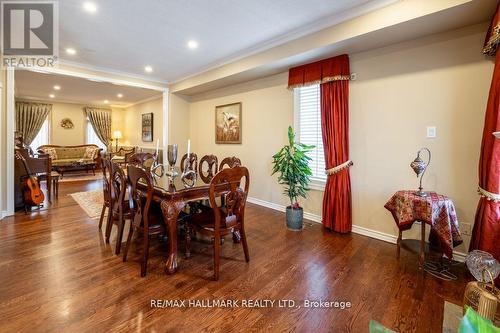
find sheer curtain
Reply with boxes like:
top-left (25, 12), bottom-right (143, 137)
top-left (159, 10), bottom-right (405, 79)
top-left (30, 118), bottom-right (49, 151)
top-left (86, 120), bottom-right (107, 151)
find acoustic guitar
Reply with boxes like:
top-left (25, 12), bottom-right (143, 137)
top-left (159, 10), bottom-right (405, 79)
top-left (15, 151), bottom-right (45, 206)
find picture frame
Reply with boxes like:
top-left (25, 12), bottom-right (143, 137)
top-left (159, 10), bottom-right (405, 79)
top-left (142, 113), bottom-right (153, 142)
top-left (215, 102), bottom-right (242, 144)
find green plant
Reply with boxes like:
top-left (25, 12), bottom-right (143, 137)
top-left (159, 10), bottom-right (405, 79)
top-left (272, 126), bottom-right (315, 209)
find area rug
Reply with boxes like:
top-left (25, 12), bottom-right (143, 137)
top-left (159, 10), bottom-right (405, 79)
top-left (70, 190), bottom-right (104, 219)
top-left (59, 173), bottom-right (102, 183)
top-left (443, 301), bottom-right (463, 333)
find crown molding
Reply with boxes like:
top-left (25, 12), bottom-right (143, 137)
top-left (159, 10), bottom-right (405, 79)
top-left (15, 95), bottom-right (126, 108)
top-left (122, 94), bottom-right (163, 108)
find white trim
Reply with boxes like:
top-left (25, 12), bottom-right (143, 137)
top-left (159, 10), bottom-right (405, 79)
top-left (162, 90), bottom-right (169, 167)
top-left (0, 83), bottom-right (3, 219)
top-left (247, 196), bottom-right (467, 262)
top-left (0, 211), bottom-right (7, 220)
top-left (6, 68), bottom-right (15, 216)
top-left (123, 94), bottom-right (163, 108)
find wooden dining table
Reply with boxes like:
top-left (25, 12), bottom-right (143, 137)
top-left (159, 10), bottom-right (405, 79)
top-left (141, 172), bottom-right (232, 274)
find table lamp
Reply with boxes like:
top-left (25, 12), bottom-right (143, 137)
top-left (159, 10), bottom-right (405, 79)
top-left (410, 147), bottom-right (431, 197)
top-left (112, 130), bottom-right (122, 151)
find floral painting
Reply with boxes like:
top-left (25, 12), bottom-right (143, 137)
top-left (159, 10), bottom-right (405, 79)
top-left (215, 102), bottom-right (241, 144)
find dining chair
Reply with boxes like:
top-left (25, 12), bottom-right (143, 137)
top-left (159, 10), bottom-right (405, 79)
top-left (199, 154), bottom-right (218, 184)
top-left (123, 164), bottom-right (166, 277)
top-left (128, 152), bottom-right (155, 170)
top-left (219, 156), bottom-right (241, 170)
top-left (105, 161), bottom-right (132, 255)
top-left (98, 157), bottom-right (112, 229)
top-left (180, 153), bottom-right (198, 173)
top-left (185, 166), bottom-right (250, 281)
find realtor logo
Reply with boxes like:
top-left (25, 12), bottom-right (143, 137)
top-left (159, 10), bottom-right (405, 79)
top-left (1, 1), bottom-right (58, 67)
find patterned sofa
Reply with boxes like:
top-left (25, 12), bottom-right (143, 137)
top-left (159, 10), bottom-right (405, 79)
top-left (37, 144), bottom-right (102, 176)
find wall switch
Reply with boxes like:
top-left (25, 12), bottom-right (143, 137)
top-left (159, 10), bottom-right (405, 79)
top-left (426, 126), bottom-right (436, 138)
top-left (461, 222), bottom-right (472, 236)
top-left (350, 73), bottom-right (357, 81)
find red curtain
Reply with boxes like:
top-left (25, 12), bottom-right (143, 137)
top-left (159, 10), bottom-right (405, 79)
top-left (321, 79), bottom-right (352, 233)
top-left (288, 54), bottom-right (350, 89)
top-left (470, 4), bottom-right (500, 286)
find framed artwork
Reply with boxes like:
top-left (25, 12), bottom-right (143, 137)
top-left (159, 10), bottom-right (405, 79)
top-left (215, 102), bottom-right (242, 144)
top-left (142, 113), bottom-right (153, 142)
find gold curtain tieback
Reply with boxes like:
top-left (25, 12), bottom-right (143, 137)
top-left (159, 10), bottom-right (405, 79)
top-left (477, 186), bottom-right (500, 202)
top-left (325, 160), bottom-right (353, 175)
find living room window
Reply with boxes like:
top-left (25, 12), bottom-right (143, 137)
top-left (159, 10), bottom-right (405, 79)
top-left (30, 118), bottom-right (49, 151)
top-left (86, 120), bottom-right (107, 151)
top-left (294, 84), bottom-right (326, 189)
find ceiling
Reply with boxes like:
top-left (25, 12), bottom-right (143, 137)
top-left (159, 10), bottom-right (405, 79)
top-left (58, 0), bottom-right (396, 83)
top-left (15, 70), bottom-right (161, 107)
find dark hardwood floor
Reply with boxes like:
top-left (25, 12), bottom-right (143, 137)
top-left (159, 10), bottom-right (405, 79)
top-left (0, 180), bottom-right (468, 332)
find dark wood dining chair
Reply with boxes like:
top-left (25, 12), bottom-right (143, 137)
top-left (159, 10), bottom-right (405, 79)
top-left (185, 166), bottom-right (250, 281)
top-left (219, 156), bottom-right (241, 170)
top-left (199, 154), bottom-right (218, 184)
top-left (180, 153), bottom-right (198, 172)
top-left (98, 157), bottom-right (112, 230)
top-left (128, 152), bottom-right (155, 170)
top-left (123, 165), bottom-right (165, 277)
top-left (105, 161), bottom-right (132, 255)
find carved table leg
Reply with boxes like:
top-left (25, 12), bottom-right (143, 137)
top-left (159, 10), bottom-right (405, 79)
top-left (160, 200), bottom-right (186, 275)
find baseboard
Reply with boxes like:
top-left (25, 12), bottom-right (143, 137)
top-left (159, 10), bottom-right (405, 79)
top-left (247, 196), bottom-right (467, 262)
top-left (0, 210), bottom-right (8, 220)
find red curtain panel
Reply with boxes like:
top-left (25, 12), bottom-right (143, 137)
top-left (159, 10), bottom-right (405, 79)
top-left (321, 79), bottom-right (352, 233)
top-left (470, 4), bottom-right (500, 286)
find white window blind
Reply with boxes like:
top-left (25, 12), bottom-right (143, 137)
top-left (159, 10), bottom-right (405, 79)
top-left (297, 84), bottom-right (326, 183)
top-left (86, 120), bottom-right (107, 151)
top-left (30, 118), bottom-right (49, 151)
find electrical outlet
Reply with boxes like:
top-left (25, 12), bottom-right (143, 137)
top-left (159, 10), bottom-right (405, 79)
top-left (350, 73), bottom-right (357, 81)
top-left (426, 126), bottom-right (437, 138)
top-left (461, 222), bottom-right (472, 236)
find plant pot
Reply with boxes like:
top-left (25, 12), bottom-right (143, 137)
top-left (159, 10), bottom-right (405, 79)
top-left (286, 206), bottom-right (303, 231)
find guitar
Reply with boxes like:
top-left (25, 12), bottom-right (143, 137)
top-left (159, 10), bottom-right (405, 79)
top-left (15, 151), bottom-right (45, 206)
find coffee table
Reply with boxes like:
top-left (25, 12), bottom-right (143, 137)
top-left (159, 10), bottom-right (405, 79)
top-left (54, 160), bottom-right (96, 178)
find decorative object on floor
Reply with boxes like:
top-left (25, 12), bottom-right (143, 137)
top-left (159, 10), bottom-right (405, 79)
top-left (463, 273), bottom-right (500, 326)
top-left (272, 126), bottom-right (314, 230)
top-left (410, 147), bottom-right (431, 197)
top-left (142, 113), bottom-right (153, 142)
top-left (165, 144), bottom-right (178, 190)
top-left (459, 308), bottom-right (500, 333)
top-left (215, 102), bottom-right (241, 144)
top-left (60, 118), bottom-right (74, 129)
top-left (112, 130), bottom-right (122, 151)
top-left (70, 190), bottom-right (103, 218)
top-left (384, 190), bottom-right (463, 265)
top-left (471, 3), bottom-right (500, 288)
top-left (466, 250), bottom-right (500, 282)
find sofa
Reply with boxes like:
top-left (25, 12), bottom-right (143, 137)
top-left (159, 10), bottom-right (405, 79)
top-left (37, 144), bottom-right (102, 177)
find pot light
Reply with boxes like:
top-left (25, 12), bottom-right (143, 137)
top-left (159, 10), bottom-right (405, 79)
top-left (187, 40), bottom-right (198, 49)
top-left (49, 94), bottom-right (55, 98)
top-left (53, 85), bottom-right (61, 90)
top-left (65, 48), bottom-right (76, 55)
top-left (117, 93), bottom-right (123, 98)
top-left (144, 65), bottom-right (153, 73)
top-left (103, 100), bottom-right (109, 104)
top-left (83, 2), bottom-right (97, 13)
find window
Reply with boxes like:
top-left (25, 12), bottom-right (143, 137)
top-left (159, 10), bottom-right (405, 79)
top-left (86, 120), bottom-right (107, 151)
top-left (295, 84), bottom-right (326, 188)
top-left (30, 118), bottom-right (49, 151)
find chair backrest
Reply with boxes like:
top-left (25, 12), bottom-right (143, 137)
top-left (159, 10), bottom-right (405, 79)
top-left (219, 156), bottom-right (241, 170)
top-left (127, 164), bottom-right (154, 229)
top-left (129, 152), bottom-right (155, 170)
top-left (180, 153), bottom-right (198, 172)
top-left (209, 166), bottom-right (249, 230)
top-left (110, 161), bottom-right (127, 212)
top-left (199, 154), bottom-right (218, 184)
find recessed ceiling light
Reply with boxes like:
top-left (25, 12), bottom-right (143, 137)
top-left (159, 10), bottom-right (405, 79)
top-left (53, 85), bottom-right (61, 90)
top-left (117, 93), bottom-right (123, 98)
top-left (144, 65), bottom-right (153, 73)
top-left (49, 94), bottom-right (55, 98)
top-left (187, 40), bottom-right (198, 49)
top-left (83, 2), bottom-right (97, 13)
top-left (66, 48), bottom-right (76, 55)
top-left (103, 100), bottom-right (109, 104)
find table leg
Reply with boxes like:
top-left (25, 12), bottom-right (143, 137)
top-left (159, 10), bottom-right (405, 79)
top-left (397, 229), bottom-right (402, 258)
top-left (160, 200), bottom-right (186, 274)
top-left (420, 221), bottom-right (425, 268)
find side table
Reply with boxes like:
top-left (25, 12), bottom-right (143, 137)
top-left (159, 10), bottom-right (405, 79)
top-left (51, 171), bottom-right (60, 200)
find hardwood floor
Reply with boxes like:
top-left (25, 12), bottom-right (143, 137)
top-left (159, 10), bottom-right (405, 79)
top-left (0, 180), bottom-right (468, 332)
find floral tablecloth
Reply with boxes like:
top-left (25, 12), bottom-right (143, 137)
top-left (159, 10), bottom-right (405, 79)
top-left (384, 190), bottom-right (463, 259)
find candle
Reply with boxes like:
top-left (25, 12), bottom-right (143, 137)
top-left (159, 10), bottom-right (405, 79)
top-left (155, 139), bottom-right (159, 156)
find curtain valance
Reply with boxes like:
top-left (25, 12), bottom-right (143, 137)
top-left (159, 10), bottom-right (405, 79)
top-left (287, 54), bottom-right (350, 89)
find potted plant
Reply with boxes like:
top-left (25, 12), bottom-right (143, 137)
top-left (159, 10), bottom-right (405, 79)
top-left (272, 126), bottom-right (315, 230)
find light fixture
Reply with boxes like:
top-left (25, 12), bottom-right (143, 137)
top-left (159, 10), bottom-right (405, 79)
top-left (103, 100), bottom-right (109, 104)
top-left (144, 65), bottom-right (153, 73)
top-left (83, 2), bottom-right (97, 13)
top-left (49, 94), bottom-right (55, 98)
top-left (187, 40), bottom-right (198, 49)
top-left (410, 148), bottom-right (431, 197)
top-left (65, 48), bottom-right (77, 55)
top-left (117, 93), bottom-right (123, 98)
top-left (53, 85), bottom-right (61, 90)
top-left (112, 130), bottom-right (123, 151)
